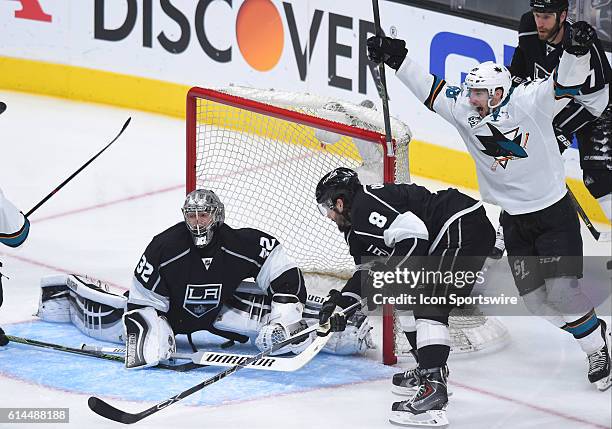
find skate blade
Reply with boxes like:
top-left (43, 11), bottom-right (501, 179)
top-left (389, 410), bottom-right (449, 427)
top-left (595, 375), bottom-right (611, 392)
top-left (391, 385), bottom-right (453, 397)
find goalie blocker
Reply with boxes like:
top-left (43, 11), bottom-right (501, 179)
top-left (36, 274), bottom-right (373, 368)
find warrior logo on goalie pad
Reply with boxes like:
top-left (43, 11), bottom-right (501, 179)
top-left (183, 284), bottom-right (222, 317)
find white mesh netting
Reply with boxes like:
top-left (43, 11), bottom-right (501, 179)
top-left (188, 86), bottom-right (508, 363)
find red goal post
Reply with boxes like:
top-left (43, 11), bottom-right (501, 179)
top-left (186, 86), bottom-right (405, 365)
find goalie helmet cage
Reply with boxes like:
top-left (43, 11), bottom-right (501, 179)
top-left (186, 86), bottom-right (508, 365)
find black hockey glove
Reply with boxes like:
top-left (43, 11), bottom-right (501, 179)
top-left (367, 36), bottom-right (408, 71)
top-left (565, 21), bottom-right (597, 56)
top-left (318, 289), bottom-right (360, 336)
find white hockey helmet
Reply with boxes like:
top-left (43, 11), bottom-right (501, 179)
top-left (463, 61), bottom-right (512, 109)
top-left (182, 189), bottom-right (225, 247)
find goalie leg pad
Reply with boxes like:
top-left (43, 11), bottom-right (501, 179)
top-left (255, 294), bottom-right (312, 355)
top-left (36, 275), bottom-right (71, 323)
top-left (36, 274), bottom-right (126, 343)
top-left (124, 307), bottom-right (175, 369)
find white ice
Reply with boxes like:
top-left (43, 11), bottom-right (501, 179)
top-left (0, 90), bottom-right (610, 429)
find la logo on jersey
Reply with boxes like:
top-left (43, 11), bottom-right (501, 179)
top-left (475, 123), bottom-right (529, 170)
top-left (202, 257), bottom-right (213, 270)
top-left (183, 284), bottom-right (222, 317)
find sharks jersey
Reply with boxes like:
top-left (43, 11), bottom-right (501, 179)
top-left (396, 51), bottom-right (592, 215)
top-left (0, 187), bottom-right (29, 248)
top-left (127, 222), bottom-right (300, 335)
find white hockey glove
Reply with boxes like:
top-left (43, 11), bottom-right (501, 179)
top-left (123, 307), bottom-right (175, 369)
top-left (255, 294), bottom-right (312, 355)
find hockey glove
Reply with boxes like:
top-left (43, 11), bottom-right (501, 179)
top-left (367, 36), bottom-right (408, 70)
top-left (318, 289), bottom-right (360, 336)
top-left (565, 21), bottom-right (597, 56)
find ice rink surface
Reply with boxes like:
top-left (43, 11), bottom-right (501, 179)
top-left (0, 90), bottom-right (610, 429)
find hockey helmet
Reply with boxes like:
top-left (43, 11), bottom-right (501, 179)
top-left (463, 62), bottom-right (512, 109)
top-left (530, 0), bottom-right (569, 12)
top-left (315, 167), bottom-right (361, 215)
top-left (182, 189), bottom-right (225, 247)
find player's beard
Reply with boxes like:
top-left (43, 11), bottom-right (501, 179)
top-left (537, 21), bottom-right (561, 42)
top-left (335, 213), bottom-right (352, 233)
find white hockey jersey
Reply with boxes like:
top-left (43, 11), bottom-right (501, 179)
top-left (0, 187), bottom-right (29, 247)
top-left (396, 51), bottom-right (592, 215)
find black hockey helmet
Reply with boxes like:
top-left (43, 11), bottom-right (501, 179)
top-left (530, 0), bottom-right (569, 12)
top-left (315, 167), bottom-right (361, 214)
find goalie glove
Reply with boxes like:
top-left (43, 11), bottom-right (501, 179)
top-left (255, 294), bottom-right (312, 355)
top-left (565, 21), bottom-right (596, 56)
top-left (123, 307), bottom-right (176, 369)
top-left (318, 289), bottom-right (361, 336)
top-left (366, 35), bottom-right (408, 71)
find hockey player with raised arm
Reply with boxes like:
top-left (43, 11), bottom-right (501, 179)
top-left (315, 167), bottom-right (495, 427)
top-left (35, 189), bottom-right (372, 369)
top-left (489, 0), bottom-right (612, 257)
top-left (367, 18), bottom-right (611, 398)
top-left (0, 187), bottom-right (30, 345)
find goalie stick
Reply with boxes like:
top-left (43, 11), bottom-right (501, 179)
top-left (82, 330), bottom-right (331, 372)
top-left (566, 185), bottom-right (610, 241)
top-left (88, 301), bottom-right (360, 424)
top-left (25, 117), bottom-right (131, 217)
top-left (6, 335), bottom-right (203, 372)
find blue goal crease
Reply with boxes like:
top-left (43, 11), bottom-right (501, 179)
top-left (0, 321), bottom-right (395, 406)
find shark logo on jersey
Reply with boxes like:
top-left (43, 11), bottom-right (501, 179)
top-left (183, 283), bottom-right (222, 317)
top-left (475, 123), bottom-right (529, 170)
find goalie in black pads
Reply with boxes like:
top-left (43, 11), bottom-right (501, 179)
top-left (36, 189), bottom-right (372, 369)
top-left (315, 168), bottom-right (494, 427)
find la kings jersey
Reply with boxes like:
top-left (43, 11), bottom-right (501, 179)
top-left (395, 51), bottom-right (592, 215)
top-left (346, 184), bottom-right (482, 260)
top-left (128, 222), bottom-right (298, 335)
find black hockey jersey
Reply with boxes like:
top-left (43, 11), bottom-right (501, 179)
top-left (127, 222), bottom-right (299, 335)
top-left (345, 184), bottom-right (482, 260)
top-left (339, 184), bottom-right (482, 297)
top-left (510, 12), bottom-right (611, 95)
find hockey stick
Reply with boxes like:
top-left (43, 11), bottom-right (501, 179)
top-left (81, 330), bottom-right (331, 372)
top-left (371, 0), bottom-right (394, 159)
top-left (25, 117), bottom-right (131, 218)
top-left (6, 335), bottom-right (202, 372)
top-left (88, 302), bottom-right (360, 424)
top-left (566, 185), bottom-right (610, 241)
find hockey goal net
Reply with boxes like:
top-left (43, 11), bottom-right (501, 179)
top-left (186, 86), bottom-right (508, 365)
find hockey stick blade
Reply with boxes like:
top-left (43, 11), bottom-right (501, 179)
top-left (26, 117), bottom-right (131, 218)
top-left (88, 302), bottom-right (360, 424)
top-left (0, 101), bottom-right (7, 115)
top-left (83, 332), bottom-right (331, 372)
top-left (88, 397), bottom-right (142, 424)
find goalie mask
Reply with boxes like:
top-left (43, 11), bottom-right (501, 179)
top-left (463, 62), bottom-right (512, 109)
top-left (182, 189), bottom-right (225, 247)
